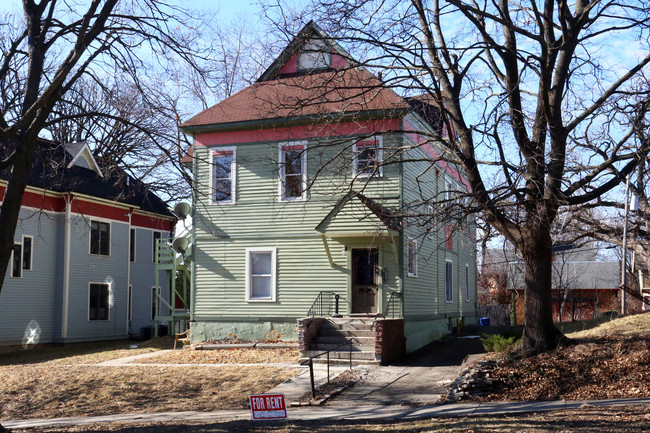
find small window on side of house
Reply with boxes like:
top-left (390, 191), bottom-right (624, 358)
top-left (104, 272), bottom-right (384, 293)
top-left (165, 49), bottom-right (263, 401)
top-left (130, 228), bottom-right (136, 262)
top-left (11, 243), bottom-right (22, 278)
top-left (211, 148), bottom-right (236, 204)
top-left (407, 239), bottom-right (418, 277)
top-left (152, 231), bottom-right (161, 263)
top-left (279, 143), bottom-right (307, 201)
top-left (90, 221), bottom-right (110, 256)
top-left (89, 283), bottom-right (110, 321)
top-left (445, 260), bottom-right (453, 302)
top-left (353, 137), bottom-right (383, 177)
top-left (465, 264), bottom-right (470, 302)
top-left (22, 236), bottom-right (32, 270)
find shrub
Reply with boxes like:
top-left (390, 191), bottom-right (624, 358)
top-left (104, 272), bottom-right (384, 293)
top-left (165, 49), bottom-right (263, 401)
top-left (481, 333), bottom-right (519, 353)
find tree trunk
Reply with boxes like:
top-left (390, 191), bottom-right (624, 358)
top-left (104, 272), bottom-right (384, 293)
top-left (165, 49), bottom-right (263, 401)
top-left (516, 231), bottom-right (567, 357)
top-left (0, 135), bottom-right (37, 296)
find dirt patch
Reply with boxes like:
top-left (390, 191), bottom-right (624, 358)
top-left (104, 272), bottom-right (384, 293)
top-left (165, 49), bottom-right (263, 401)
top-left (135, 348), bottom-right (298, 364)
top-left (296, 369), bottom-right (360, 404)
top-left (7, 406), bottom-right (650, 432)
top-left (0, 365), bottom-right (297, 421)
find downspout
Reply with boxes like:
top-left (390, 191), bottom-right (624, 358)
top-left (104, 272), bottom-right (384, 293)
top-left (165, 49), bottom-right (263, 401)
top-left (398, 121), bottom-right (404, 319)
top-left (61, 194), bottom-right (72, 340)
top-left (126, 208), bottom-right (133, 336)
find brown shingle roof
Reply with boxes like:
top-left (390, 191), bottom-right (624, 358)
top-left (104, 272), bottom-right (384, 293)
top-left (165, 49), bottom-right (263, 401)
top-left (180, 68), bottom-right (410, 130)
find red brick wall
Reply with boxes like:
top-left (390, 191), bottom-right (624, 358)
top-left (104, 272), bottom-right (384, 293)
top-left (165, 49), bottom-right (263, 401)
top-left (374, 319), bottom-right (405, 365)
top-left (297, 317), bottom-right (326, 351)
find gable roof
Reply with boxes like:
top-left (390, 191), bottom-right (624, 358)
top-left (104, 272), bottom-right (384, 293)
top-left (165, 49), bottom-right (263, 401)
top-left (0, 138), bottom-right (173, 217)
top-left (315, 190), bottom-right (402, 235)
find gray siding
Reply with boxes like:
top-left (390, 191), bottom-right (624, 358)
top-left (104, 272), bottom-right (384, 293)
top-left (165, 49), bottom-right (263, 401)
top-left (0, 208), bottom-right (61, 346)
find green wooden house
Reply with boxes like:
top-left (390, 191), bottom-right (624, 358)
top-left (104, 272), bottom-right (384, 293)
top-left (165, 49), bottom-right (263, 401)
top-left (180, 22), bottom-right (477, 363)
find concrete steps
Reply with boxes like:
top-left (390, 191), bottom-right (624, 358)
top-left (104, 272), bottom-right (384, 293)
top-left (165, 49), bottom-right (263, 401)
top-left (302, 317), bottom-right (379, 365)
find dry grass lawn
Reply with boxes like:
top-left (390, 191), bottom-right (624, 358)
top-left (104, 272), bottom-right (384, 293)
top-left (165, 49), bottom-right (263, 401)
top-left (135, 348), bottom-right (298, 364)
top-left (8, 406), bottom-right (650, 432)
top-left (0, 339), bottom-right (298, 421)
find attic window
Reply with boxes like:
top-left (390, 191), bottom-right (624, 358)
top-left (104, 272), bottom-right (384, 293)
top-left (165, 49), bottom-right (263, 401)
top-left (298, 39), bottom-right (331, 71)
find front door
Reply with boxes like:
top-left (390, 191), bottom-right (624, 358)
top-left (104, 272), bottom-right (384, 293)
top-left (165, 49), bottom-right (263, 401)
top-left (351, 248), bottom-right (378, 314)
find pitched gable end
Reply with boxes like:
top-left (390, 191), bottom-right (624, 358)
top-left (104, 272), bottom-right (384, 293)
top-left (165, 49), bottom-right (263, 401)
top-left (257, 21), bottom-right (353, 82)
top-left (64, 141), bottom-right (103, 177)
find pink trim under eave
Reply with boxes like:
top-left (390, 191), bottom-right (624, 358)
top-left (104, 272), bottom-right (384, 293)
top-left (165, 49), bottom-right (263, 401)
top-left (194, 119), bottom-right (401, 147)
top-left (403, 119), bottom-right (471, 192)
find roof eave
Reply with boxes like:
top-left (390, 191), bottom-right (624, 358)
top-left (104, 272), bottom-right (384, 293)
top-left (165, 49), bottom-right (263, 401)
top-left (179, 108), bottom-right (411, 135)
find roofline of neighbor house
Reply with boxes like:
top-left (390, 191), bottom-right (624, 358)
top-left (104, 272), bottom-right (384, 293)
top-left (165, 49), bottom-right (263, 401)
top-left (179, 108), bottom-right (412, 135)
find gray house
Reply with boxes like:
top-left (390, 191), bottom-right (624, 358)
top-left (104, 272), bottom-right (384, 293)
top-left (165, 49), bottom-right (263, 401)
top-left (0, 139), bottom-right (176, 346)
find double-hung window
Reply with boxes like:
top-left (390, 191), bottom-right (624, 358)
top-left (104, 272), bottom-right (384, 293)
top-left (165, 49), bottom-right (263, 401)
top-left (445, 260), bottom-right (453, 302)
top-left (22, 236), bottom-right (33, 271)
top-left (89, 283), bottom-right (110, 321)
top-left (279, 143), bottom-right (307, 201)
top-left (90, 221), bottom-right (110, 256)
top-left (211, 148), bottom-right (236, 204)
top-left (245, 248), bottom-right (277, 302)
top-left (11, 244), bottom-right (21, 278)
top-left (407, 239), bottom-right (418, 277)
top-left (152, 231), bottom-right (161, 263)
top-left (353, 137), bottom-right (382, 177)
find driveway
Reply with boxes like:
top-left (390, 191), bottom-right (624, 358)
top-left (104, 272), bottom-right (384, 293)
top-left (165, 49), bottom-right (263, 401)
top-left (327, 334), bottom-right (486, 406)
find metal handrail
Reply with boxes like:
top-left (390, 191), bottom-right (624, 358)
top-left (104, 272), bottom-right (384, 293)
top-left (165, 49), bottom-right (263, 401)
top-left (300, 341), bottom-right (353, 398)
top-left (379, 292), bottom-right (402, 319)
top-left (307, 291), bottom-right (344, 317)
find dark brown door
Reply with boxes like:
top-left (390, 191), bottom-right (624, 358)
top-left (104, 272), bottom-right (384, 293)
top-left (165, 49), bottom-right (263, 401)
top-left (351, 248), bottom-right (378, 314)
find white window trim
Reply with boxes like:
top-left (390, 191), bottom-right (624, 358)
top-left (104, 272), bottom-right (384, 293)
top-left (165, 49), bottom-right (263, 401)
top-left (353, 136), bottom-right (383, 178)
top-left (22, 235), bottom-right (33, 271)
top-left (209, 146), bottom-right (237, 205)
top-left (407, 238), bottom-right (418, 277)
top-left (278, 141), bottom-right (308, 202)
top-left (10, 243), bottom-right (22, 278)
top-left (465, 264), bottom-right (471, 302)
top-left (88, 282), bottom-right (111, 321)
top-left (89, 220), bottom-right (111, 257)
top-left (245, 247), bottom-right (277, 302)
top-left (130, 228), bottom-right (136, 263)
top-left (445, 259), bottom-right (453, 303)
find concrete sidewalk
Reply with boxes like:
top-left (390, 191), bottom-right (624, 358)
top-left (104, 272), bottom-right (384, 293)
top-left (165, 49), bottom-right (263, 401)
top-left (4, 398), bottom-right (650, 430)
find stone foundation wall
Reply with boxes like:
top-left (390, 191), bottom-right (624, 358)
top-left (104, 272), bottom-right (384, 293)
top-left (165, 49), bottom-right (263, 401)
top-left (190, 320), bottom-right (298, 343)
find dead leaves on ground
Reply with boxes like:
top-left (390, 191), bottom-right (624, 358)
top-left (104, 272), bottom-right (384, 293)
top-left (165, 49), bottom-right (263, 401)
top-left (482, 335), bottom-right (650, 401)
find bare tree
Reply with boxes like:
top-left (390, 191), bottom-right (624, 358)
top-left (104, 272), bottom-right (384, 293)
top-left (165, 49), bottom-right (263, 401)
top-left (0, 1), bottom-right (219, 299)
top-left (261, 0), bottom-right (650, 355)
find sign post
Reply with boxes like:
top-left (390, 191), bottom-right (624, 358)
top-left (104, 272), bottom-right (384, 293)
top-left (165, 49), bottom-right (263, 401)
top-left (249, 394), bottom-right (288, 421)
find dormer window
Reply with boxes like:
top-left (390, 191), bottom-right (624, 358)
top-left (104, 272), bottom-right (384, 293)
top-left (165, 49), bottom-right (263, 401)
top-left (298, 39), bottom-right (331, 71)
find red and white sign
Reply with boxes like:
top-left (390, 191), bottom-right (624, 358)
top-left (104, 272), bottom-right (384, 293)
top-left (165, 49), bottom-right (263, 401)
top-left (249, 393), bottom-right (288, 420)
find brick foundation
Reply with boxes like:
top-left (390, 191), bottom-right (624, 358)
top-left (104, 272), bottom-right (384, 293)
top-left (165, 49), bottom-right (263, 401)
top-left (297, 317), bottom-right (327, 352)
top-left (374, 318), bottom-right (405, 365)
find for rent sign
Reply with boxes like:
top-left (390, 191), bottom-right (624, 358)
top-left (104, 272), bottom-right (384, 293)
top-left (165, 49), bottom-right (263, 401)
top-left (249, 394), bottom-right (287, 420)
